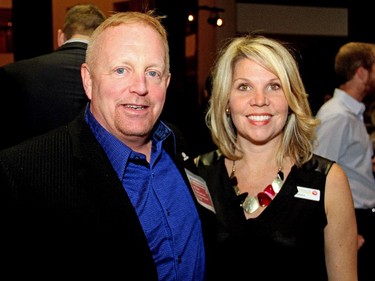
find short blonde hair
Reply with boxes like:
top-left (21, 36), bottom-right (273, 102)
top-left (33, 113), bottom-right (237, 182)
top-left (86, 10), bottom-right (169, 76)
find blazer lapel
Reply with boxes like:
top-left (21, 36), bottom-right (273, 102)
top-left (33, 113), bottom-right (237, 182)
top-left (67, 112), bottom-right (146, 232)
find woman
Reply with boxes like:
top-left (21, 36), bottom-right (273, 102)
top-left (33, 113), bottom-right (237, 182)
top-left (196, 35), bottom-right (358, 281)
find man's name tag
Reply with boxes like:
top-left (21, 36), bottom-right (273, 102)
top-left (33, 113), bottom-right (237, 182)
top-left (185, 169), bottom-right (216, 213)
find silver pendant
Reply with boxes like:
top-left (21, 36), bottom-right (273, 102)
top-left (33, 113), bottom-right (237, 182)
top-left (241, 196), bottom-right (260, 214)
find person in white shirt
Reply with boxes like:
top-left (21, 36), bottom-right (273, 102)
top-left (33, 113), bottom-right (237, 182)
top-left (314, 41), bottom-right (375, 281)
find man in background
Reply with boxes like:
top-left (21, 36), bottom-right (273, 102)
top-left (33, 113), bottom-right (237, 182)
top-left (314, 42), bottom-right (375, 281)
top-left (0, 4), bottom-right (106, 150)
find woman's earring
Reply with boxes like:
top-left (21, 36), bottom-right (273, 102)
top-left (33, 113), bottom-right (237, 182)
top-left (225, 108), bottom-right (230, 115)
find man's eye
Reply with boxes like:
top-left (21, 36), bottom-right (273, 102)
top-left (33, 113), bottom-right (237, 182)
top-left (115, 68), bottom-right (125, 75)
top-left (148, 71), bottom-right (158, 77)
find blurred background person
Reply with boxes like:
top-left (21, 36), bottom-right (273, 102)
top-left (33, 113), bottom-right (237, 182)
top-left (0, 4), bottom-right (106, 150)
top-left (314, 41), bottom-right (375, 281)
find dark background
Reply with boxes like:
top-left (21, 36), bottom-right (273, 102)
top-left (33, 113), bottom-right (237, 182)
top-left (9, 0), bottom-right (374, 154)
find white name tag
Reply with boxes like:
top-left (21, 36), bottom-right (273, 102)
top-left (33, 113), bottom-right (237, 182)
top-left (294, 186), bottom-right (320, 201)
top-left (185, 169), bottom-right (216, 213)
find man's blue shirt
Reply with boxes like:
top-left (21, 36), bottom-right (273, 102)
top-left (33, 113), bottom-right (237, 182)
top-left (85, 106), bottom-right (205, 280)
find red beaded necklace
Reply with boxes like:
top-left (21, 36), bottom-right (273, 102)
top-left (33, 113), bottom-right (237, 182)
top-left (230, 161), bottom-right (284, 214)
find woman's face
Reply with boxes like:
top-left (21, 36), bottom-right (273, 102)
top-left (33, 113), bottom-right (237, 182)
top-left (228, 58), bottom-right (289, 147)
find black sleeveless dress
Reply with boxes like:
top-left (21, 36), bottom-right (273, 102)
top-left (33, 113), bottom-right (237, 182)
top-left (196, 151), bottom-right (334, 281)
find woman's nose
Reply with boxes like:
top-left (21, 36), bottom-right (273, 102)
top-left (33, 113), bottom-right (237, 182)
top-left (250, 90), bottom-right (269, 106)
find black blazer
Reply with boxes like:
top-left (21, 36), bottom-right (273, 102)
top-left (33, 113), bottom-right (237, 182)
top-left (0, 110), bottom-right (216, 279)
top-left (0, 42), bottom-right (89, 150)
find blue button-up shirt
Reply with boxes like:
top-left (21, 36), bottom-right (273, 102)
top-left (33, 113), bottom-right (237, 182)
top-left (85, 106), bottom-right (205, 280)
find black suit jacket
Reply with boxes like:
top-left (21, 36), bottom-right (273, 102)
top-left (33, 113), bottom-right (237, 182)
top-left (0, 42), bottom-right (89, 150)
top-left (0, 110), bottom-right (216, 279)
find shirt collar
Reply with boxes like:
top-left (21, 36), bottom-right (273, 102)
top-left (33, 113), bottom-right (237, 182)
top-left (84, 105), bottom-right (174, 179)
top-left (333, 88), bottom-right (366, 116)
top-left (63, 38), bottom-right (89, 45)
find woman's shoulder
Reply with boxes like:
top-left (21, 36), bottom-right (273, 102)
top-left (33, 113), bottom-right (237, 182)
top-left (194, 149), bottom-right (223, 167)
top-left (288, 154), bottom-right (335, 191)
top-left (303, 154), bottom-right (335, 175)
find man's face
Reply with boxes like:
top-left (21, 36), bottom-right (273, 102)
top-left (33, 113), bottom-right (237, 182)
top-left (82, 23), bottom-right (171, 145)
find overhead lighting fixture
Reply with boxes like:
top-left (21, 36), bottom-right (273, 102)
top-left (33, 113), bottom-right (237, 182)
top-left (198, 5), bottom-right (225, 28)
top-left (187, 14), bottom-right (194, 22)
top-left (207, 13), bottom-right (223, 27)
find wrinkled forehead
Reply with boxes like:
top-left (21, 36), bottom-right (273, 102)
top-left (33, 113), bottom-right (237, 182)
top-left (90, 23), bottom-right (168, 70)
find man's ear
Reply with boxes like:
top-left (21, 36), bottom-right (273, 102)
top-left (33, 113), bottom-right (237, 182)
top-left (81, 63), bottom-right (92, 100)
top-left (355, 66), bottom-right (369, 82)
top-left (57, 29), bottom-right (65, 47)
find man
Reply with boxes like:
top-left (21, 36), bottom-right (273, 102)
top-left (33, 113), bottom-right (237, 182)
top-left (0, 10), bottom-right (215, 280)
top-left (314, 42), bottom-right (375, 281)
top-left (0, 4), bottom-right (106, 149)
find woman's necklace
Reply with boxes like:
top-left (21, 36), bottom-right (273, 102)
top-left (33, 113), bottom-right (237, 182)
top-left (230, 161), bottom-right (284, 214)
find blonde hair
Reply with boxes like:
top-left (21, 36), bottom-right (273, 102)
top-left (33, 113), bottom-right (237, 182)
top-left (86, 10), bottom-right (169, 75)
top-left (207, 34), bottom-right (319, 167)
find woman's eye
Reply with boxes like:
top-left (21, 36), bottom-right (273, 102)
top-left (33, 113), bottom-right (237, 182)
top-left (269, 83), bottom-right (281, 91)
top-left (238, 84), bottom-right (250, 91)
